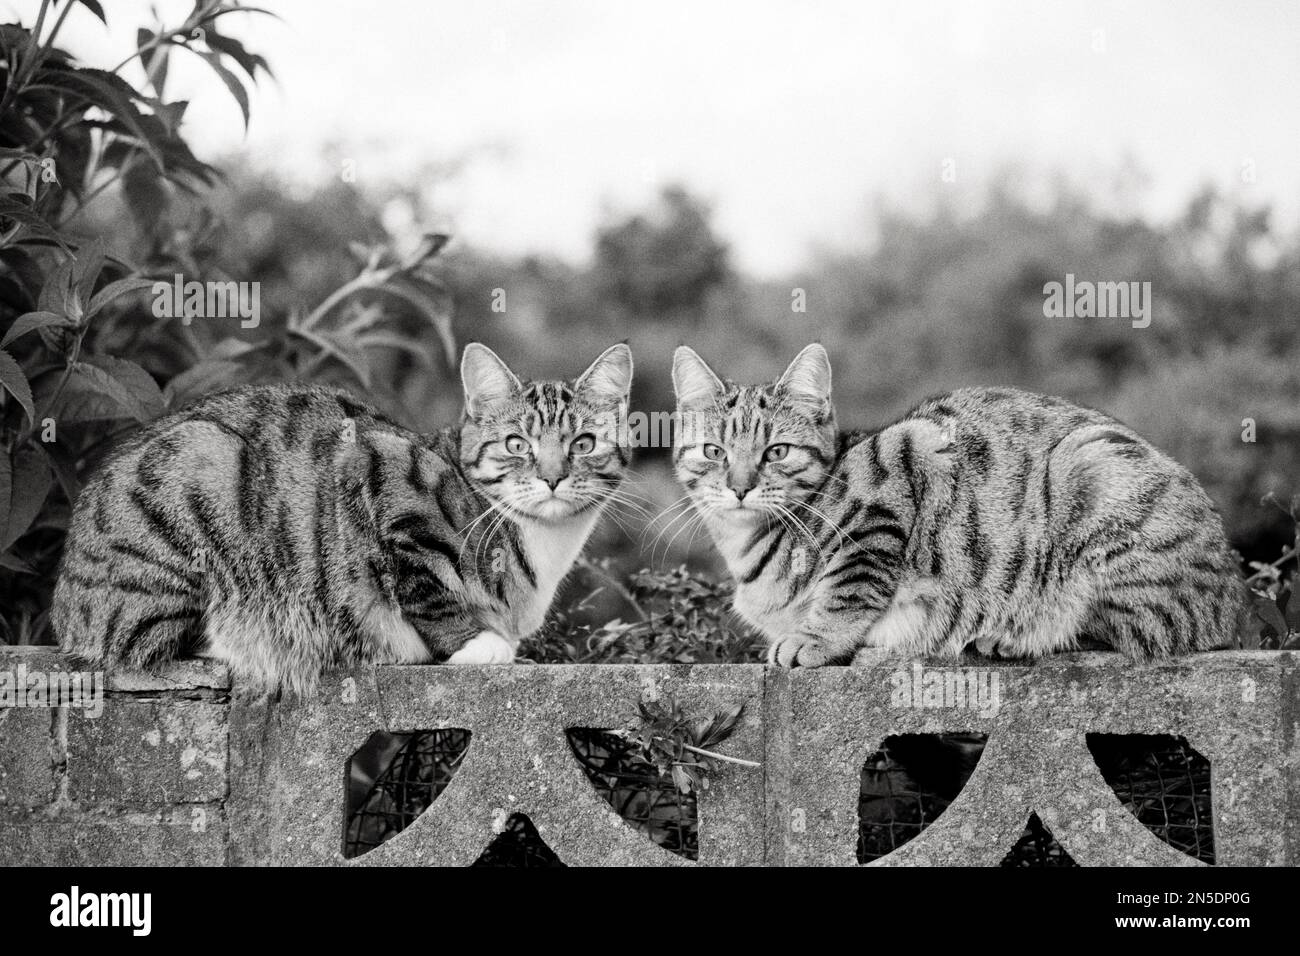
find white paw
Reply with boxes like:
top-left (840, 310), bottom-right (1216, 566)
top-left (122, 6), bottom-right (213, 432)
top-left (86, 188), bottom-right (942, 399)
top-left (768, 634), bottom-right (831, 668)
top-left (447, 630), bottom-right (516, 665)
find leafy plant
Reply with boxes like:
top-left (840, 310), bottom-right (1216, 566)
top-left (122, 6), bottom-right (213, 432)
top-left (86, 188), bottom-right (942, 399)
top-left (524, 560), bottom-right (762, 664)
top-left (1243, 493), bottom-right (1300, 650)
top-left (619, 697), bottom-right (756, 795)
top-left (0, 2), bottom-right (454, 644)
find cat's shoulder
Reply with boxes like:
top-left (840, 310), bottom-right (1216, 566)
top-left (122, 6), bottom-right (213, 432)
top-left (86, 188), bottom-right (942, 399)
top-left (905, 386), bottom-right (1129, 431)
top-left (183, 382), bottom-right (395, 423)
top-left (905, 385), bottom-right (1075, 417)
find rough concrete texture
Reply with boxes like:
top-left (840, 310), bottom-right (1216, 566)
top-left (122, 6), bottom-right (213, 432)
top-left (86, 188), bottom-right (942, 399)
top-left (3, 645), bottom-right (1298, 866)
top-left (106, 659), bottom-right (230, 693)
top-left (0, 708), bottom-right (53, 805)
top-left (0, 645), bottom-right (230, 865)
top-left (230, 664), bottom-right (766, 866)
top-left (67, 701), bottom-right (228, 804)
top-left (774, 652), bottom-right (1299, 866)
top-left (0, 645), bottom-right (228, 695)
top-left (0, 807), bottom-right (227, 866)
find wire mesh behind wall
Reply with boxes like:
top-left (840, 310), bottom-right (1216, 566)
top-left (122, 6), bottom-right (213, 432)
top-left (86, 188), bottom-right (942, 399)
top-left (343, 728), bottom-right (1214, 864)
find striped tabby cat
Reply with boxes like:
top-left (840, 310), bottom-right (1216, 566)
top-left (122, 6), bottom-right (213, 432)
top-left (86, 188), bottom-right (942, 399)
top-left (53, 343), bottom-right (633, 693)
top-left (671, 344), bottom-right (1242, 666)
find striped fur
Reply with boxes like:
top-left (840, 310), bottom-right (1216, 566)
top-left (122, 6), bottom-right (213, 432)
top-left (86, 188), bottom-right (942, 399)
top-left (52, 343), bottom-right (633, 693)
top-left (671, 344), bottom-right (1243, 666)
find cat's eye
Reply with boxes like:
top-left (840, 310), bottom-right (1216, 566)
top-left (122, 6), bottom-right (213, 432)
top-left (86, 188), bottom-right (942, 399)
top-left (703, 443), bottom-right (726, 461)
top-left (504, 435), bottom-right (530, 455)
top-left (764, 444), bottom-right (791, 463)
top-left (570, 434), bottom-right (596, 456)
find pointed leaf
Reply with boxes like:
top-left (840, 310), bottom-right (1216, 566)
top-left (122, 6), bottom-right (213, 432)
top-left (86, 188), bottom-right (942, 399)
top-left (1, 447), bottom-right (53, 550)
top-left (72, 0), bottom-right (108, 24)
top-left (0, 349), bottom-right (35, 423)
top-left (203, 32), bottom-right (272, 81)
top-left (137, 28), bottom-right (171, 95)
top-left (37, 441), bottom-right (82, 503)
top-left (210, 336), bottom-right (263, 360)
top-left (163, 359), bottom-right (243, 407)
top-left (66, 355), bottom-right (164, 422)
top-left (190, 48), bottom-right (250, 130)
top-left (0, 196), bottom-right (72, 251)
top-left (86, 276), bottom-right (157, 318)
top-left (36, 257), bottom-right (78, 318)
top-left (71, 237), bottom-right (106, 307)
top-left (1254, 595), bottom-right (1288, 639)
top-left (1285, 590), bottom-right (1300, 632)
top-left (1, 311), bottom-right (72, 349)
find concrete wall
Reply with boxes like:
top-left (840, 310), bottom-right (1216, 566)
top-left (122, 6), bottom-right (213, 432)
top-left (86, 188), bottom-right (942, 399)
top-left (2, 645), bottom-right (1296, 866)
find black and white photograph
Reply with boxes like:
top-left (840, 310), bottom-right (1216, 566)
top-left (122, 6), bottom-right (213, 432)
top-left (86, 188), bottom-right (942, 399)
top-left (0, 0), bottom-right (1296, 925)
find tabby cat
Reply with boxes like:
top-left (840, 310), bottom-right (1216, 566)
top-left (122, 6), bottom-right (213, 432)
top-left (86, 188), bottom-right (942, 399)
top-left (671, 344), bottom-right (1242, 666)
top-left (53, 343), bottom-right (633, 693)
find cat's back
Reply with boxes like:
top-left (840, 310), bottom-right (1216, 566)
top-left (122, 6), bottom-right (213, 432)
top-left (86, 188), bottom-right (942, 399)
top-left (63, 382), bottom-right (413, 583)
top-left (84, 382), bottom-right (399, 492)
top-left (150, 381), bottom-right (399, 455)
top-left (905, 385), bottom-right (1117, 447)
top-left (903, 385), bottom-right (1211, 490)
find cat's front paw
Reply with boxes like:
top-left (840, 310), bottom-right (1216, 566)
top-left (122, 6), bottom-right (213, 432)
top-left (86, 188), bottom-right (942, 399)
top-left (769, 634), bottom-right (832, 668)
top-left (447, 630), bottom-right (515, 665)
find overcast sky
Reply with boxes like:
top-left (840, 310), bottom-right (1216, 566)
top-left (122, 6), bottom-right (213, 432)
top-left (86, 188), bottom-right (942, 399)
top-left (29, 0), bottom-right (1300, 275)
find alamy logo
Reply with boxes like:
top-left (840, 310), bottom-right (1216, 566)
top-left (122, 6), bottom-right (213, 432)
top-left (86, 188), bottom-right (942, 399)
top-left (889, 661), bottom-right (1001, 716)
top-left (151, 274), bottom-right (261, 328)
top-left (1042, 273), bottom-right (1152, 328)
top-left (49, 886), bottom-right (151, 936)
top-left (0, 664), bottom-right (103, 718)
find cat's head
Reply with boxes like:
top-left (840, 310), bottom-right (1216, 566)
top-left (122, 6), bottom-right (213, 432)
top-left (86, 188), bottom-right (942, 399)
top-left (672, 344), bottom-right (836, 522)
top-left (459, 343), bottom-right (633, 521)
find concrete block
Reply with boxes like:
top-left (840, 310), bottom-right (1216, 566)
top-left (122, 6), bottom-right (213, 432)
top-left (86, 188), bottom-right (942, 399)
top-left (0, 708), bottom-right (53, 806)
top-left (0, 807), bottom-right (225, 866)
top-left (67, 700), bottom-right (227, 805)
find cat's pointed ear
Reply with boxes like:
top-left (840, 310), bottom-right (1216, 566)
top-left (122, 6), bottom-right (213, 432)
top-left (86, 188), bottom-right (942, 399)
top-left (777, 344), bottom-right (832, 407)
top-left (461, 343), bottom-right (521, 415)
top-left (575, 343), bottom-right (633, 403)
top-left (672, 346), bottom-right (724, 408)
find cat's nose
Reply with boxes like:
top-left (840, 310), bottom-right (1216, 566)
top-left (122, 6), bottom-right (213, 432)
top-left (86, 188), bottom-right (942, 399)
top-left (542, 475), bottom-right (563, 491)
top-left (728, 464), bottom-right (757, 501)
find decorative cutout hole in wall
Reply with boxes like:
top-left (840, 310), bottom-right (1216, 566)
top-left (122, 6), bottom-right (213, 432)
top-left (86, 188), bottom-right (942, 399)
top-left (1085, 733), bottom-right (1214, 863)
top-left (567, 728), bottom-right (697, 860)
top-left (1000, 813), bottom-right (1077, 866)
top-left (343, 729), bottom-right (471, 859)
top-left (471, 814), bottom-right (565, 867)
top-left (858, 732), bottom-right (987, 863)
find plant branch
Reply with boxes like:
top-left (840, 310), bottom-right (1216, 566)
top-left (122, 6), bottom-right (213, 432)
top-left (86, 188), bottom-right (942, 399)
top-left (41, 0), bottom-right (77, 51)
top-left (678, 743), bottom-right (761, 768)
top-left (1246, 546), bottom-right (1300, 584)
